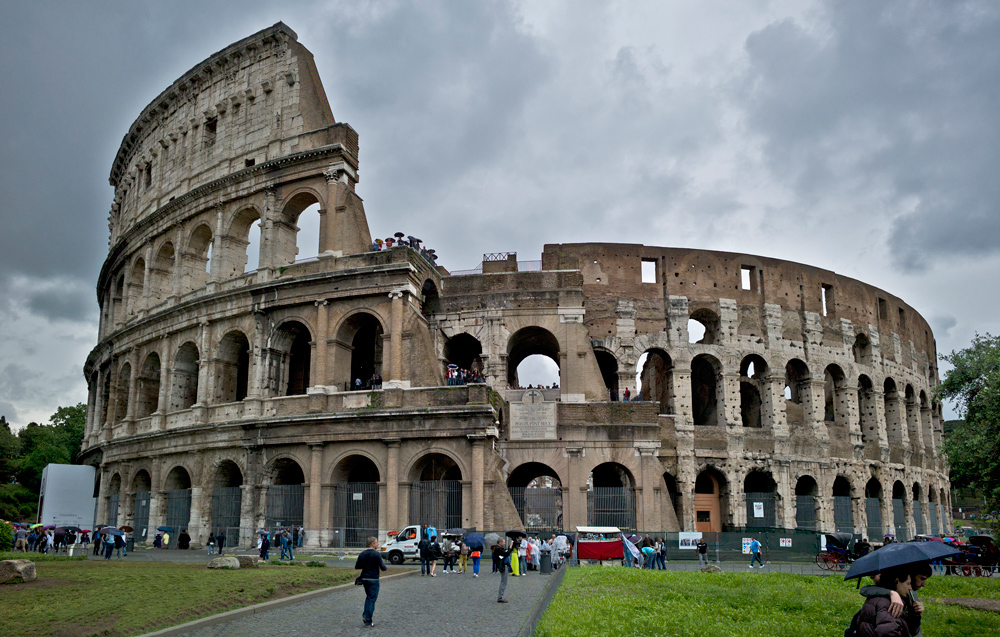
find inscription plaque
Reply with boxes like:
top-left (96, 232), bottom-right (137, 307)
top-left (509, 389), bottom-right (557, 440)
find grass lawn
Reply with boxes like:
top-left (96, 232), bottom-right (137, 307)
top-left (535, 568), bottom-right (1000, 637)
top-left (0, 555), bottom-right (381, 636)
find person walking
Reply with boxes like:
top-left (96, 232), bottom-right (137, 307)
top-left (178, 529), bottom-right (191, 550)
top-left (458, 538), bottom-right (469, 574)
top-left (697, 538), bottom-right (709, 566)
top-left (429, 536), bottom-right (442, 576)
top-left (471, 544), bottom-right (482, 578)
top-left (216, 531), bottom-right (226, 555)
top-left (441, 536), bottom-right (455, 573)
top-left (103, 532), bottom-right (115, 560)
top-left (418, 534), bottom-right (432, 576)
top-left (749, 536), bottom-right (763, 568)
top-left (280, 530), bottom-right (290, 560)
top-left (355, 536), bottom-right (388, 628)
top-left (495, 538), bottom-right (513, 603)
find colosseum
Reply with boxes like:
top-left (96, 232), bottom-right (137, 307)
top-left (81, 23), bottom-right (951, 550)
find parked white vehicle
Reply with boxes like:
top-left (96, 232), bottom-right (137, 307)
top-left (380, 525), bottom-right (421, 565)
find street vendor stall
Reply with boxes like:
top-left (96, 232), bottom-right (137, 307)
top-left (575, 526), bottom-right (623, 561)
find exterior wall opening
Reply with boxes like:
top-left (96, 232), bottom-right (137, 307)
top-left (128, 258), bottom-right (145, 316)
top-left (169, 342), bottom-right (199, 411)
top-left (691, 354), bottom-right (720, 426)
top-left (892, 480), bottom-right (907, 539)
top-left (114, 362), bottom-right (131, 423)
top-left (794, 475), bottom-right (819, 531)
top-left (211, 460), bottom-right (243, 540)
top-left (853, 333), bottom-right (872, 365)
top-left (336, 313), bottom-right (383, 390)
top-left (865, 478), bottom-right (883, 540)
top-left (508, 462), bottom-right (563, 532)
top-left (740, 355), bottom-right (769, 428)
top-left (184, 224), bottom-right (214, 291)
top-left (588, 462), bottom-right (636, 531)
top-left (150, 242), bottom-right (175, 303)
top-left (421, 279), bottom-right (440, 316)
top-left (270, 321), bottom-right (311, 396)
top-left (136, 353), bottom-right (161, 418)
top-left (216, 331), bottom-right (250, 403)
top-left (744, 471), bottom-right (777, 528)
top-left (267, 458), bottom-right (305, 529)
top-left (507, 326), bottom-right (560, 388)
top-left (694, 469), bottom-right (727, 532)
top-left (410, 453), bottom-right (462, 531)
top-left (443, 333), bottom-right (483, 376)
top-left (641, 259), bottom-right (657, 284)
top-left (688, 308), bottom-right (719, 344)
top-left (637, 349), bottom-right (673, 414)
top-left (912, 483), bottom-right (924, 535)
top-left (784, 359), bottom-right (810, 427)
top-left (594, 348), bottom-right (620, 400)
top-left (130, 470), bottom-right (151, 542)
top-left (332, 455), bottom-right (380, 548)
top-left (832, 476), bottom-right (854, 533)
top-left (164, 466), bottom-right (192, 548)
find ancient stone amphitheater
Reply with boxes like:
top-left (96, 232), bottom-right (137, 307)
top-left (81, 23), bottom-right (951, 549)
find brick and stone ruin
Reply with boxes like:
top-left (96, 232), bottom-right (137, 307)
top-left (82, 23), bottom-right (950, 549)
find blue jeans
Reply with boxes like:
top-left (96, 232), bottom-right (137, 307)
top-left (421, 556), bottom-right (431, 574)
top-left (362, 580), bottom-right (379, 625)
top-left (750, 552), bottom-right (763, 566)
top-left (472, 556), bottom-right (481, 575)
top-left (657, 554), bottom-right (666, 569)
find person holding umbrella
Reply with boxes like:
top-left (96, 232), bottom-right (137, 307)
top-left (494, 537), bottom-right (514, 603)
top-left (846, 567), bottom-right (915, 637)
top-left (858, 561), bottom-right (932, 637)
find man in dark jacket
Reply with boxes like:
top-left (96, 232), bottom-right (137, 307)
top-left (177, 529), bottom-right (191, 550)
top-left (216, 531), bottom-right (226, 555)
top-left (355, 536), bottom-right (388, 627)
top-left (418, 535), bottom-right (431, 575)
top-left (495, 538), bottom-right (514, 603)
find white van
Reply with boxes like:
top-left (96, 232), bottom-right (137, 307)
top-left (380, 525), bottom-right (421, 565)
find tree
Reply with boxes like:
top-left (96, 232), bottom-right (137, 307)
top-left (937, 333), bottom-right (1000, 532)
top-left (48, 403), bottom-right (86, 463)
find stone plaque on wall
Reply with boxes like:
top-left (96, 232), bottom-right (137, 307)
top-left (509, 389), bottom-right (557, 440)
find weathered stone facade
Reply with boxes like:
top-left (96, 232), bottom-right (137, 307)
top-left (82, 23), bottom-right (950, 549)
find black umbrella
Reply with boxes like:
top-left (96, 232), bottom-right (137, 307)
top-left (394, 232), bottom-right (405, 239)
top-left (506, 529), bottom-right (527, 539)
top-left (102, 528), bottom-right (125, 536)
top-left (845, 541), bottom-right (961, 580)
top-left (464, 532), bottom-right (485, 550)
top-left (445, 528), bottom-right (466, 537)
top-left (157, 526), bottom-right (174, 533)
top-left (64, 526), bottom-right (83, 533)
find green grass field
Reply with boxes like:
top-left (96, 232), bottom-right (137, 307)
top-left (0, 557), bottom-right (366, 636)
top-left (535, 568), bottom-right (1000, 637)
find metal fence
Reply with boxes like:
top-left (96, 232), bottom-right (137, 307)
top-left (587, 487), bottom-right (636, 531)
top-left (795, 495), bottom-right (818, 531)
top-left (165, 488), bottom-right (192, 547)
top-left (333, 482), bottom-right (379, 548)
top-left (913, 501), bottom-right (924, 536)
top-left (410, 481), bottom-right (462, 530)
top-left (132, 491), bottom-right (150, 541)
top-left (107, 493), bottom-right (120, 527)
top-left (892, 498), bottom-right (906, 538)
top-left (745, 492), bottom-right (777, 528)
top-left (509, 486), bottom-right (563, 530)
top-left (211, 487), bottom-right (242, 534)
top-left (929, 503), bottom-right (939, 535)
top-left (833, 496), bottom-right (853, 533)
top-left (266, 484), bottom-right (304, 528)
top-left (865, 497), bottom-right (882, 539)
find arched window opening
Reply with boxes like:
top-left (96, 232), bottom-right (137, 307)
top-left (694, 468), bottom-right (727, 532)
top-left (688, 308), bottom-right (719, 344)
top-left (858, 375), bottom-right (877, 448)
top-left (184, 224), bottom-right (214, 291)
top-left (928, 488), bottom-right (940, 535)
top-left (335, 313), bottom-right (384, 390)
top-left (587, 462), bottom-right (636, 531)
top-left (295, 202), bottom-right (321, 262)
top-left (333, 455), bottom-right (381, 548)
top-left (853, 333), bottom-right (872, 365)
top-left (691, 354), bottom-right (720, 426)
top-left (112, 275), bottom-right (125, 327)
top-left (217, 331), bottom-right (250, 403)
top-left (130, 470), bottom-right (152, 542)
top-left (164, 466), bottom-right (192, 548)
top-left (637, 349), bottom-right (673, 414)
top-left (270, 321), bottom-right (311, 396)
top-left (114, 362), bottom-right (131, 424)
top-left (865, 479), bottom-right (883, 541)
top-left (740, 355), bottom-right (769, 428)
top-left (663, 472), bottom-right (682, 529)
top-left (128, 258), bottom-right (145, 316)
top-left (794, 476), bottom-right (819, 531)
top-left (594, 349), bottom-right (620, 400)
top-left (744, 471), bottom-right (777, 528)
top-left (106, 474), bottom-right (122, 526)
top-left (507, 326), bottom-right (560, 388)
top-left (784, 359), bottom-right (810, 427)
top-left (211, 460), bottom-right (243, 539)
top-left (150, 242), bottom-right (175, 303)
top-left (824, 365), bottom-right (845, 423)
top-left (267, 458), bottom-right (305, 529)
top-left (135, 353), bottom-right (161, 419)
top-left (410, 454), bottom-right (462, 531)
top-left (891, 481), bottom-right (907, 540)
top-left (912, 483), bottom-right (925, 536)
top-left (421, 279), bottom-right (441, 316)
top-left (833, 476), bottom-right (854, 533)
top-left (169, 342), bottom-right (199, 411)
top-left (444, 333), bottom-right (483, 375)
top-left (883, 378), bottom-right (902, 447)
top-left (227, 209), bottom-right (262, 276)
top-left (508, 462), bottom-right (563, 532)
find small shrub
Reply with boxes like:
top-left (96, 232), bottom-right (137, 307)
top-left (0, 522), bottom-right (13, 551)
top-left (306, 560), bottom-right (326, 568)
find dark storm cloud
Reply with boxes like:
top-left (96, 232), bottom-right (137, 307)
top-left (738, 0), bottom-right (1000, 270)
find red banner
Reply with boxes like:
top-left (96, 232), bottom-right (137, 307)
top-left (576, 539), bottom-right (623, 560)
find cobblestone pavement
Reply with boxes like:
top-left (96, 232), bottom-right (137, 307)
top-left (176, 568), bottom-right (557, 637)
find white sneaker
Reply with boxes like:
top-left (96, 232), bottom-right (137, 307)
top-left (431, 573), bottom-right (436, 577)
top-left (473, 573), bottom-right (478, 578)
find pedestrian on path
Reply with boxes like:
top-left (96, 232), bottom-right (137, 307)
top-left (419, 534), bottom-right (432, 575)
top-left (749, 536), bottom-right (763, 568)
top-left (458, 539), bottom-right (469, 573)
top-left (697, 538), bottom-right (709, 567)
top-left (355, 536), bottom-right (387, 628)
top-left (494, 538), bottom-right (513, 603)
top-left (471, 545), bottom-right (482, 577)
top-left (429, 536), bottom-right (442, 576)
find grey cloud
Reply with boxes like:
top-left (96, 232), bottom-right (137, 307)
top-left (930, 315), bottom-right (958, 340)
top-left (738, 1), bottom-right (1000, 270)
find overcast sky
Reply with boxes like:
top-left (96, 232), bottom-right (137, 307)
top-left (1, 0), bottom-right (998, 428)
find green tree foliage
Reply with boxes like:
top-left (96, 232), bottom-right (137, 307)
top-left (937, 333), bottom-right (1000, 531)
top-left (0, 520), bottom-right (13, 551)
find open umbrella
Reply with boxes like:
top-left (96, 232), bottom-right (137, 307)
top-left (42, 525), bottom-right (56, 530)
top-left (103, 528), bottom-right (125, 536)
top-left (845, 541), bottom-right (961, 580)
top-left (446, 527), bottom-right (466, 537)
top-left (464, 532), bottom-right (485, 550)
top-left (119, 526), bottom-right (134, 533)
top-left (506, 529), bottom-right (527, 539)
top-left (29, 523), bottom-right (43, 529)
top-left (157, 526), bottom-right (174, 533)
top-left (64, 526), bottom-right (83, 533)
top-left (484, 532), bottom-right (501, 547)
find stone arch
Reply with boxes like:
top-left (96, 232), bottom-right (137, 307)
top-left (593, 347), bottom-right (620, 399)
top-left (112, 273), bottom-right (125, 327)
top-left (662, 471), bottom-right (682, 529)
top-left (853, 333), bottom-right (872, 365)
top-left (883, 378), bottom-right (903, 449)
top-left (744, 470), bottom-right (778, 528)
top-left (135, 352), bottom-right (161, 418)
top-left (271, 320), bottom-right (311, 396)
top-left (106, 472), bottom-right (123, 526)
top-left (912, 482), bottom-right (925, 535)
top-left (130, 469), bottom-right (152, 541)
top-left (168, 341), bottom-right (199, 412)
top-left (688, 308), bottom-right (720, 344)
top-left (210, 459), bottom-right (244, 537)
top-left (739, 354), bottom-right (769, 428)
top-left (691, 354), bottom-right (721, 427)
top-left (507, 462), bottom-right (564, 531)
top-left (637, 348), bottom-right (673, 414)
top-left (334, 311), bottom-right (385, 390)
top-left (784, 358), bottom-right (810, 428)
top-left (216, 330), bottom-right (250, 403)
top-left (163, 465), bottom-right (192, 547)
top-left (694, 466), bottom-right (728, 532)
top-left (507, 326), bottom-right (561, 388)
top-left (794, 475), bottom-right (819, 531)
top-left (588, 462), bottom-right (637, 531)
top-left (331, 454), bottom-right (381, 547)
top-left (832, 475), bottom-right (854, 533)
top-left (128, 257), bottom-right (145, 316)
top-left (183, 223), bottom-right (214, 291)
top-left (331, 453), bottom-right (382, 483)
top-left (276, 189), bottom-right (324, 266)
top-left (865, 478), bottom-right (883, 540)
top-left (891, 480), bottom-right (908, 539)
top-left (114, 361), bottom-right (131, 423)
top-left (149, 241), bottom-right (175, 303)
top-left (421, 279), bottom-right (441, 316)
top-left (225, 207), bottom-right (262, 277)
top-left (824, 364), bottom-right (846, 422)
top-left (408, 452), bottom-right (464, 531)
top-left (265, 457), bottom-right (305, 529)
top-left (444, 333), bottom-right (484, 377)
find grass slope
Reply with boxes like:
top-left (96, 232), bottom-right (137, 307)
top-left (0, 560), bottom-right (362, 636)
top-left (535, 568), bottom-right (1000, 637)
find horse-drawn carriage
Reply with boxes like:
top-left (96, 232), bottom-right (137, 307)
top-left (941, 535), bottom-right (999, 577)
top-left (815, 532), bottom-right (856, 571)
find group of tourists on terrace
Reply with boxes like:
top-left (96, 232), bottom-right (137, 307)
top-left (370, 232), bottom-right (439, 266)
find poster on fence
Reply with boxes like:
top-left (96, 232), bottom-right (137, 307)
top-left (780, 538), bottom-right (792, 548)
top-left (753, 502), bottom-right (765, 518)
top-left (742, 537), bottom-right (753, 554)
top-left (678, 532), bottom-right (702, 549)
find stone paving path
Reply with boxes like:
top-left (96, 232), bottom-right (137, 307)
top-left (176, 568), bottom-right (556, 637)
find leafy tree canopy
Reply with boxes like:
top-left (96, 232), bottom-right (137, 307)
top-left (937, 333), bottom-right (1000, 531)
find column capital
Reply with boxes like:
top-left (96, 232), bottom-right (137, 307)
top-left (308, 441), bottom-right (325, 451)
top-left (314, 299), bottom-right (328, 307)
top-left (384, 437), bottom-right (401, 447)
